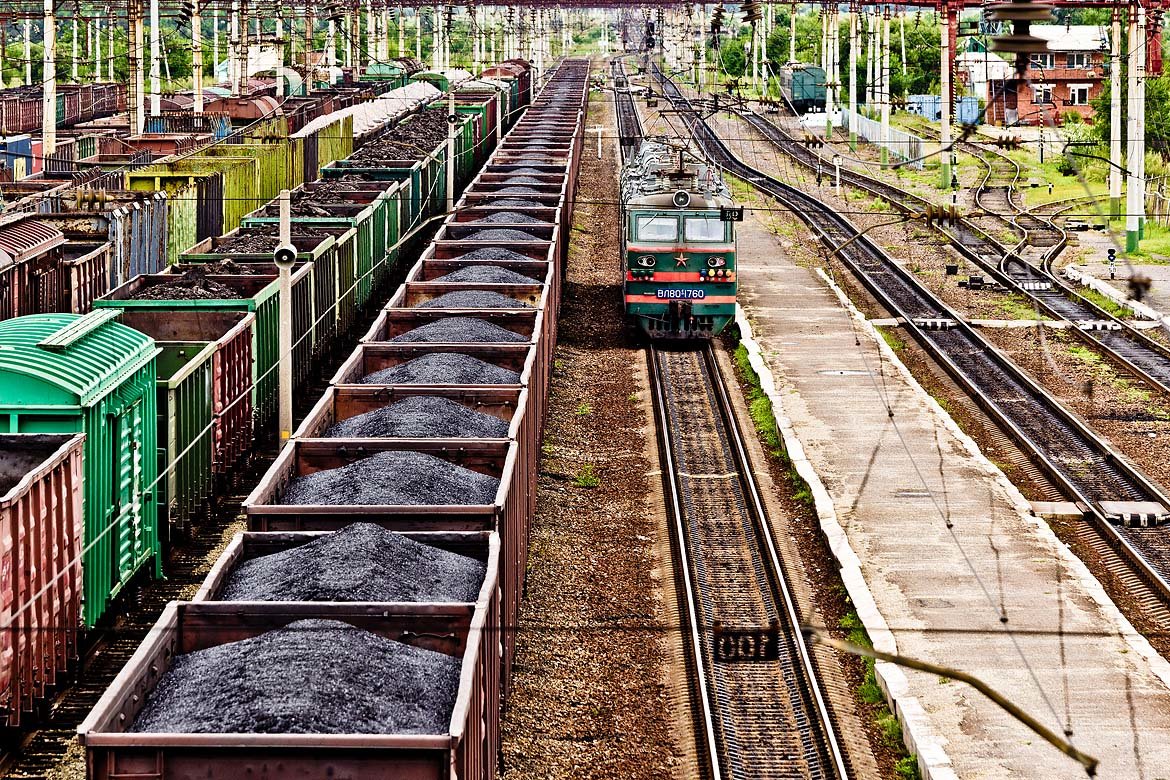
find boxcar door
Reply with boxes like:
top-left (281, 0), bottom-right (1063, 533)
top-left (111, 398), bottom-right (149, 582)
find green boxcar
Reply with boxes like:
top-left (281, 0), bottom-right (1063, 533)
top-left (241, 181), bottom-right (405, 318)
top-left (153, 341), bottom-right (214, 540)
top-left (94, 267), bottom-right (314, 430)
top-left (0, 312), bottom-right (160, 627)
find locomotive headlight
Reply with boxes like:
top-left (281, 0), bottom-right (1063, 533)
top-left (707, 256), bottom-right (726, 268)
top-left (636, 255), bottom-right (656, 268)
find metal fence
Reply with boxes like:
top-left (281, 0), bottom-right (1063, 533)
top-left (841, 109), bottom-right (926, 170)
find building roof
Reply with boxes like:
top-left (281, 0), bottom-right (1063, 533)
top-left (1031, 25), bottom-right (1107, 52)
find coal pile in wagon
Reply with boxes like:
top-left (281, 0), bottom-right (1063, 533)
top-left (131, 271), bottom-right (242, 300)
top-left (483, 198), bottom-right (543, 207)
top-left (464, 228), bottom-right (541, 243)
top-left (432, 265), bottom-right (538, 284)
top-left (359, 352), bottom-right (521, 385)
top-left (450, 247), bottom-right (540, 264)
top-left (494, 186), bottom-right (540, 195)
top-left (389, 316), bottom-right (527, 344)
top-left (349, 111), bottom-right (450, 163)
top-left (130, 619), bottom-right (459, 734)
top-left (280, 450), bottom-right (499, 505)
top-left (500, 176), bottom-right (544, 185)
top-left (416, 291), bottom-right (532, 309)
top-left (324, 395), bottom-right (509, 439)
top-left (470, 211), bottom-right (549, 225)
top-left (219, 522), bottom-right (487, 603)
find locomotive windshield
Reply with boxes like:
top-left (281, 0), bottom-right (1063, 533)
top-left (684, 217), bottom-right (727, 242)
top-left (635, 215), bottom-right (678, 242)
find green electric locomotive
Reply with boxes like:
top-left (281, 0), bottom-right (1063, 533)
top-left (621, 140), bottom-right (739, 339)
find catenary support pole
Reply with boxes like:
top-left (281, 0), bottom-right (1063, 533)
top-left (131, 0), bottom-right (144, 133)
top-left (446, 89), bottom-right (456, 213)
top-left (43, 0), bottom-right (56, 154)
top-left (193, 2), bottom-right (204, 111)
top-left (277, 189), bottom-right (293, 442)
top-left (940, 1), bottom-right (952, 188)
top-left (24, 19), bottom-right (31, 86)
top-left (1110, 5), bottom-right (1122, 219)
top-left (95, 15), bottom-right (101, 82)
top-left (849, 3), bottom-right (858, 150)
top-left (71, 10), bottom-right (78, 82)
top-left (789, 1), bottom-right (796, 64)
top-left (880, 7), bottom-right (890, 165)
top-left (149, 0), bottom-right (160, 115)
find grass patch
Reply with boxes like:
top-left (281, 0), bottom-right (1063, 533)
top-left (733, 343), bottom-right (812, 506)
top-left (572, 464), bottom-right (600, 488)
top-left (839, 610), bottom-right (921, 780)
top-left (876, 325), bottom-right (906, 352)
top-left (1066, 343), bottom-right (1102, 366)
top-left (1075, 287), bottom-right (1132, 318)
top-left (995, 296), bottom-right (1045, 321)
top-left (1125, 222), bottom-right (1170, 261)
top-left (575, 402), bottom-right (592, 416)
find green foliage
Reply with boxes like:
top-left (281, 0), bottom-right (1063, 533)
top-left (717, 36), bottom-right (747, 78)
top-left (572, 464), bottom-right (600, 489)
top-left (896, 755), bottom-right (923, 780)
top-left (1091, 76), bottom-right (1170, 162)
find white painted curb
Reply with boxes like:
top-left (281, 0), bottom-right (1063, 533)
top-left (734, 305), bottom-right (958, 780)
top-left (1063, 264), bottom-right (1167, 325)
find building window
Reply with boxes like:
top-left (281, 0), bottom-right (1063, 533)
top-left (1030, 53), bottom-right (1055, 70)
top-left (1066, 52), bottom-right (1091, 69)
top-left (1033, 84), bottom-right (1054, 105)
top-left (1067, 85), bottom-right (1091, 105)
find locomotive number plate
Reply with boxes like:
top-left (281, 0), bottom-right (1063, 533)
top-left (713, 625), bottom-right (781, 663)
top-left (657, 289), bottom-right (705, 300)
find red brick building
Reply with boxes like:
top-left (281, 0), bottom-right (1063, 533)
top-left (984, 25), bottom-right (1107, 126)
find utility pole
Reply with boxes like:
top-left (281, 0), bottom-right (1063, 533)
top-left (1126, 2), bottom-right (1145, 250)
top-left (789, 1), bottom-right (796, 64)
top-left (149, 0), bottom-right (160, 115)
top-left (229, 0), bottom-right (239, 94)
top-left (94, 14), bottom-right (101, 82)
top-left (940, 2), bottom-right (952, 189)
top-left (71, 8), bottom-right (78, 82)
top-left (107, 6), bottom-right (114, 81)
top-left (880, 6), bottom-right (891, 165)
top-left (415, 6), bottom-right (421, 61)
top-left (1110, 5), bottom-right (1122, 219)
top-left (865, 12), bottom-right (873, 106)
top-left (274, 6), bottom-right (284, 99)
top-left (43, 0), bottom-right (56, 154)
top-left (24, 19), bottom-right (31, 86)
top-left (305, 5), bottom-right (315, 88)
top-left (238, 0), bottom-right (250, 95)
top-left (398, 4), bottom-right (404, 57)
top-left (130, 0), bottom-right (144, 134)
top-left (849, 3), bottom-right (858, 150)
top-left (193, 1), bottom-right (204, 111)
top-left (213, 9), bottom-right (219, 85)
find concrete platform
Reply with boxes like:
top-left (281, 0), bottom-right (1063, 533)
top-left (734, 210), bottom-right (1170, 779)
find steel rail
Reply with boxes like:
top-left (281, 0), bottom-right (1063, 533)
top-left (649, 343), bottom-right (848, 780)
top-left (648, 61), bottom-right (1170, 606)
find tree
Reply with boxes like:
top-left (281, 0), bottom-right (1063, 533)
top-left (1091, 75), bottom-right (1170, 160)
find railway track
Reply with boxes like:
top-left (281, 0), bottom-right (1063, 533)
top-left (612, 58), bottom-right (643, 162)
top-left (726, 104), bottom-right (1170, 400)
top-left (647, 60), bottom-right (1170, 638)
top-left (617, 57), bottom-right (849, 779)
top-left (650, 343), bottom-right (850, 780)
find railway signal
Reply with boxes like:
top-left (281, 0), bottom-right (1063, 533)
top-left (1108, 247), bottom-right (1117, 279)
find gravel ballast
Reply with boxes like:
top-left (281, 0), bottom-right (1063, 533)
top-left (359, 352), bottom-right (521, 385)
top-left (324, 395), bottom-right (510, 438)
top-left (390, 317), bottom-right (528, 344)
top-left (219, 522), bottom-right (487, 603)
top-left (432, 265), bottom-right (538, 284)
top-left (280, 450), bottom-right (499, 505)
top-left (417, 291), bottom-right (533, 309)
top-left (130, 619), bottom-right (460, 734)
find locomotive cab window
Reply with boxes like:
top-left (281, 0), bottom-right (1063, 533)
top-left (635, 215), bottom-right (679, 242)
top-left (685, 216), bottom-right (727, 242)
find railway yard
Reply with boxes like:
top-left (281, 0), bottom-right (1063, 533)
top-left (4, 2), bottom-right (1170, 779)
